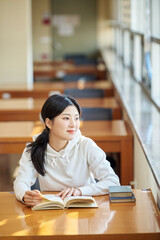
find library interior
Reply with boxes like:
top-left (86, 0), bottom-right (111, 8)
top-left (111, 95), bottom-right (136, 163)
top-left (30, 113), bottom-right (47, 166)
top-left (0, 0), bottom-right (160, 239)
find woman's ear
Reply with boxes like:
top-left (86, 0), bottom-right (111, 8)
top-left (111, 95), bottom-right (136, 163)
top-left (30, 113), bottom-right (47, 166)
top-left (45, 118), bottom-right (52, 129)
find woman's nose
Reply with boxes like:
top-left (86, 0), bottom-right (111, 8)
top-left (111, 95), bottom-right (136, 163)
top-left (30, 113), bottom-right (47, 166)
top-left (70, 119), bottom-right (75, 127)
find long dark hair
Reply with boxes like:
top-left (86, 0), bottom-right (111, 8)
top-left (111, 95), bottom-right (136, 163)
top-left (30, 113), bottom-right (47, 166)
top-left (27, 94), bottom-right (81, 176)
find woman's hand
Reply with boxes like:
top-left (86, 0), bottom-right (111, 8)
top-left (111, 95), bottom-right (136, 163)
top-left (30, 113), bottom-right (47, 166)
top-left (23, 190), bottom-right (42, 207)
top-left (56, 188), bottom-right (82, 200)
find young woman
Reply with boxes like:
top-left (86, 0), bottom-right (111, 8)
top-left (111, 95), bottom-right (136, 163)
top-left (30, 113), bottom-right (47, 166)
top-left (14, 94), bottom-right (120, 207)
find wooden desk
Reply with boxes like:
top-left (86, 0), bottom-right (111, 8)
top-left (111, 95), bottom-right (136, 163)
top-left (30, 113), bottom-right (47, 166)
top-left (78, 98), bottom-right (122, 119)
top-left (0, 81), bottom-right (114, 98)
top-left (33, 63), bottom-right (106, 80)
top-left (33, 80), bottom-right (113, 91)
top-left (0, 98), bottom-right (43, 121)
top-left (0, 97), bottom-right (122, 121)
top-left (0, 120), bottom-right (132, 185)
top-left (34, 60), bottom-right (74, 66)
top-left (0, 190), bottom-right (159, 240)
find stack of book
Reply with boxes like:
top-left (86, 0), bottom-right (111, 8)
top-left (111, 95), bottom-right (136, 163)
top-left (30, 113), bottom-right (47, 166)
top-left (108, 185), bottom-right (136, 203)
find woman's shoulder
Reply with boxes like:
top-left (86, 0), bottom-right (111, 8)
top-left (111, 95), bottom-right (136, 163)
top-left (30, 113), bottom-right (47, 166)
top-left (20, 145), bottom-right (31, 160)
top-left (80, 135), bottom-right (97, 148)
top-left (79, 135), bottom-right (105, 160)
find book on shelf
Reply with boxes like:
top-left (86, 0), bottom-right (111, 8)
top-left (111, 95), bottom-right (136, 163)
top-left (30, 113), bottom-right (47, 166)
top-left (32, 194), bottom-right (98, 210)
top-left (108, 185), bottom-right (133, 198)
top-left (109, 192), bottom-right (136, 203)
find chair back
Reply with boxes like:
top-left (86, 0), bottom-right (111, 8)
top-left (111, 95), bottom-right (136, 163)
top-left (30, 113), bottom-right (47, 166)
top-left (81, 107), bottom-right (113, 121)
top-left (31, 178), bottom-right (40, 190)
top-left (63, 54), bottom-right (96, 65)
top-left (64, 88), bottom-right (105, 98)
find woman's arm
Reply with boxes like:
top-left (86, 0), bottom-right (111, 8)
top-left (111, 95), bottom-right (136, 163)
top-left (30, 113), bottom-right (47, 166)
top-left (13, 148), bottom-right (38, 202)
top-left (23, 190), bottom-right (42, 207)
top-left (79, 138), bottom-right (120, 196)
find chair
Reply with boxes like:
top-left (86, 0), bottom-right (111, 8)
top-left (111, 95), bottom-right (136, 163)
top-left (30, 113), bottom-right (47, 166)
top-left (73, 58), bottom-right (97, 66)
top-left (64, 53), bottom-right (87, 60)
top-left (63, 54), bottom-right (97, 65)
top-left (81, 107), bottom-right (113, 121)
top-left (62, 74), bottom-right (96, 82)
top-left (31, 178), bottom-right (40, 190)
top-left (64, 88), bottom-right (105, 98)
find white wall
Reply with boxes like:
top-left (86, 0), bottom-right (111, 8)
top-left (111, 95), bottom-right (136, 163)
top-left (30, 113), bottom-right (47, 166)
top-left (32, 0), bottom-right (52, 61)
top-left (0, 0), bottom-right (33, 89)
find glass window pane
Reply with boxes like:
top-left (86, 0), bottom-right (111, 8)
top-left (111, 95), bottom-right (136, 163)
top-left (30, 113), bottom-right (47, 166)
top-left (133, 35), bottom-right (142, 81)
top-left (131, 0), bottom-right (145, 33)
top-left (151, 42), bottom-right (160, 107)
top-left (116, 28), bottom-right (123, 57)
top-left (151, 0), bottom-right (160, 38)
top-left (124, 30), bottom-right (130, 66)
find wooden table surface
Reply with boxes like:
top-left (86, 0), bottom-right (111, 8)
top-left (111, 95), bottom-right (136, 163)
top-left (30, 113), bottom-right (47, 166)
top-left (34, 60), bottom-right (74, 66)
top-left (0, 97), bottom-right (122, 121)
top-left (0, 120), bottom-right (133, 185)
top-left (0, 80), bottom-right (114, 98)
top-left (33, 63), bottom-right (106, 80)
top-left (34, 80), bottom-right (112, 90)
top-left (0, 189), bottom-right (159, 240)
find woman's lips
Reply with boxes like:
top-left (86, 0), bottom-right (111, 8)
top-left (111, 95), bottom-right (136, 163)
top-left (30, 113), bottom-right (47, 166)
top-left (67, 130), bottom-right (75, 134)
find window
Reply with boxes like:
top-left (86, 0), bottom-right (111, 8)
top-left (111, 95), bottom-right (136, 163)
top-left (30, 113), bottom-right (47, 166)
top-left (123, 30), bottom-right (131, 67)
top-left (151, 0), bottom-right (160, 38)
top-left (130, 0), bottom-right (145, 33)
top-left (133, 34), bottom-right (143, 82)
top-left (151, 42), bottom-right (160, 107)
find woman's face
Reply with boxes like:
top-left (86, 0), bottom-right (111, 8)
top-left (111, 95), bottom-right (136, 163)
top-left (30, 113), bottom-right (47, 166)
top-left (46, 105), bottom-right (80, 143)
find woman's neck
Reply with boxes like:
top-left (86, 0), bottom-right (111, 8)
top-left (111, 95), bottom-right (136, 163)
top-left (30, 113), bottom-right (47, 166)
top-left (49, 137), bottom-right (68, 152)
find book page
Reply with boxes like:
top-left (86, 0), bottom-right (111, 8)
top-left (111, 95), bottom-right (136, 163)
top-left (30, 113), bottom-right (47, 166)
top-left (32, 195), bottom-right (98, 210)
top-left (32, 194), bottom-right (65, 210)
top-left (42, 194), bottom-right (64, 204)
top-left (32, 201), bottom-right (64, 210)
top-left (64, 196), bottom-right (97, 208)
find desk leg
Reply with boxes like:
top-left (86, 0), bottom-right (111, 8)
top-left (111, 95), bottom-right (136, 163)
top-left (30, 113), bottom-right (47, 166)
top-left (120, 139), bottom-right (133, 185)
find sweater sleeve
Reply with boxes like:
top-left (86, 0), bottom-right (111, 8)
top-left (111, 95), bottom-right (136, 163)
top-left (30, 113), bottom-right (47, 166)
top-left (79, 138), bottom-right (120, 196)
top-left (13, 148), bottom-right (37, 202)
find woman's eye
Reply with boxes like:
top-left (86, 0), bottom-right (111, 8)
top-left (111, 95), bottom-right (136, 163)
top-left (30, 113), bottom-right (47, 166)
top-left (64, 117), bottom-right (69, 120)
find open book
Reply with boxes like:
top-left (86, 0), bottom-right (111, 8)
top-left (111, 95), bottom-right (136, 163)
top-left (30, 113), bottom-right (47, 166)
top-left (32, 194), bottom-right (98, 210)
